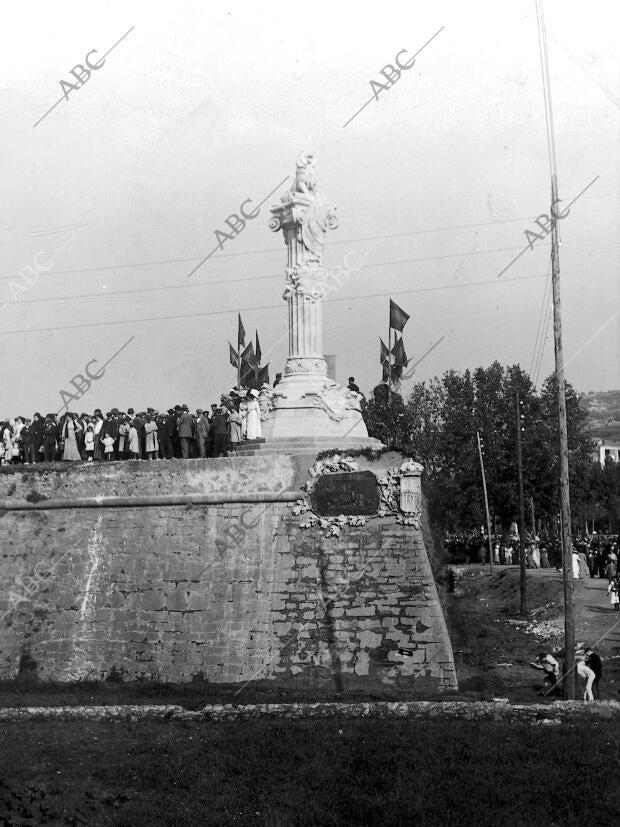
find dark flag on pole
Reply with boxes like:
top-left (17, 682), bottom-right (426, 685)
top-left (391, 336), bottom-right (409, 367)
top-left (257, 363), bottom-right (270, 386)
top-left (228, 342), bottom-right (239, 368)
top-left (389, 299), bottom-right (410, 332)
top-left (238, 314), bottom-right (246, 349)
top-left (241, 342), bottom-right (256, 368)
top-left (240, 359), bottom-right (255, 388)
top-left (379, 338), bottom-right (390, 364)
top-left (382, 360), bottom-right (390, 383)
top-left (255, 331), bottom-right (262, 364)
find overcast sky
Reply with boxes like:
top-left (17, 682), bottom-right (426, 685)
top-left (1, 0), bottom-right (618, 415)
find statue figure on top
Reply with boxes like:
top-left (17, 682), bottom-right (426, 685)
top-left (277, 152), bottom-right (338, 266)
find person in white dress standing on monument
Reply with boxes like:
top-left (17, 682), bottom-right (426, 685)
top-left (246, 389), bottom-right (262, 440)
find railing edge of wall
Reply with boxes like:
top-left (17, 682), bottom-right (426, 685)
top-left (0, 491), bottom-right (305, 512)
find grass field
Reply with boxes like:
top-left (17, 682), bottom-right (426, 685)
top-left (1, 717), bottom-right (619, 826)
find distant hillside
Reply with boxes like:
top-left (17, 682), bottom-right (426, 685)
top-left (579, 390), bottom-right (620, 442)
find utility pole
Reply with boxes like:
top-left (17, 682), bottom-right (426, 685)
top-left (387, 320), bottom-right (392, 405)
top-left (551, 174), bottom-right (575, 700)
top-left (535, 0), bottom-right (576, 701)
top-left (515, 389), bottom-right (527, 615)
top-left (476, 430), bottom-right (494, 574)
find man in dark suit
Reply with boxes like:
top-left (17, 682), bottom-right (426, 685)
top-left (42, 415), bottom-right (57, 462)
top-left (159, 408), bottom-right (175, 459)
top-left (101, 412), bottom-right (119, 460)
top-left (21, 420), bottom-right (35, 463)
top-left (211, 406), bottom-right (230, 458)
top-left (31, 412), bottom-right (44, 462)
top-left (177, 405), bottom-right (195, 459)
top-left (206, 404), bottom-right (218, 457)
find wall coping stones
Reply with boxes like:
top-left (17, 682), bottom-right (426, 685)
top-left (0, 455), bottom-right (309, 507)
top-left (0, 700), bottom-right (618, 722)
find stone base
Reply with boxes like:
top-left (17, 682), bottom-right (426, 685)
top-left (262, 370), bottom-right (379, 449)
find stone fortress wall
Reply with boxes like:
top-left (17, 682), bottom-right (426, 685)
top-left (0, 454), bottom-right (457, 692)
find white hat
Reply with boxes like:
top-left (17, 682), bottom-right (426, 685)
top-left (250, 389), bottom-right (259, 398)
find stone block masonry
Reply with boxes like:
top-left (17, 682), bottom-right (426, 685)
top-left (0, 456), bottom-right (457, 692)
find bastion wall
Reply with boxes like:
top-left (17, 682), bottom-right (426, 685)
top-left (0, 455), bottom-right (457, 692)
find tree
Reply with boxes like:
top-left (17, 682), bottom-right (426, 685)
top-left (365, 362), bottom-right (602, 535)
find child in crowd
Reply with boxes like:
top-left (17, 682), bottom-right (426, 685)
top-left (101, 433), bottom-right (115, 460)
top-left (608, 575), bottom-right (620, 611)
top-left (84, 425), bottom-right (95, 462)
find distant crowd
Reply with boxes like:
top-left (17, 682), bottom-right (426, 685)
top-left (446, 532), bottom-right (620, 579)
top-left (0, 385), bottom-right (272, 464)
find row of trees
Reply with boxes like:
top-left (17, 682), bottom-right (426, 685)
top-left (364, 362), bottom-right (619, 534)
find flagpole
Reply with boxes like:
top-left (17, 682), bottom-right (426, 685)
top-left (387, 320), bottom-right (392, 404)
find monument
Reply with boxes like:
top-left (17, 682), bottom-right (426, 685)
top-left (261, 153), bottom-right (383, 451)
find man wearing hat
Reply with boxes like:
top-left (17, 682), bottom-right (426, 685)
top-left (42, 414), bottom-right (58, 462)
top-left (206, 404), bottom-right (218, 457)
top-left (101, 411), bottom-right (120, 460)
top-left (211, 406), bottom-right (230, 457)
top-left (177, 405), bottom-right (195, 459)
top-left (159, 409), bottom-right (175, 460)
top-left (32, 412), bottom-right (44, 462)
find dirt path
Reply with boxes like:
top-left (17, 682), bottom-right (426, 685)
top-left (444, 565), bottom-right (620, 703)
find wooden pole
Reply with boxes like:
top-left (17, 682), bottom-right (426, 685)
top-left (387, 317), bottom-right (392, 405)
top-left (551, 173), bottom-right (576, 700)
top-left (476, 430), bottom-right (494, 573)
top-left (515, 389), bottom-right (527, 615)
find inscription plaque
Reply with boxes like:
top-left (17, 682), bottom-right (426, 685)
top-left (311, 471), bottom-right (380, 517)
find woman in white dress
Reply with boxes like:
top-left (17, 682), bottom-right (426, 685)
top-left (246, 389), bottom-right (262, 440)
top-left (62, 414), bottom-right (82, 461)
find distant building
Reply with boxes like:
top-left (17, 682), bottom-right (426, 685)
top-left (593, 438), bottom-right (620, 467)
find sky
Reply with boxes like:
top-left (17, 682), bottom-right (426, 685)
top-left (0, 0), bottom-right (618, 416)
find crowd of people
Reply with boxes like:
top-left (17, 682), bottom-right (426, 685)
top-left (0, 385), bottom-right (271, 464)
top-left (446, 532), bottom-right (563, 569)
top-left (446, 531), bottom-right (620, 580)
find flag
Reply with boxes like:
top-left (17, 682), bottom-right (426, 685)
top-left (228, 342), bottom-right (239, 368)
top-left (238, 314), bottom-right (246, 348)
top-left (379, 338), bottom-right (389, 364)
top-left (240, 359), bottom-right (255, 387)
top-left (255, 331), bottom-right (262, 364)
top-left (382, 360), bottom-right (390, 383)
top-left (391, 336), bottom-right (408, 367)
top-left (257, 363), bottom-right (270, 386)
top-left (241, 342), bottom-right (256, 368)
top-left (389, 299), bottom-right (410, 332)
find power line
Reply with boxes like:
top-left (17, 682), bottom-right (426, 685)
top-left (0, 244), bottom-right (549, 306)
top-left (2, 199), bottom-right (612, 283)
top-left (0, 271), bottom-right (549, 336)
top-left (529, 261), bottom-right (552, 377)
